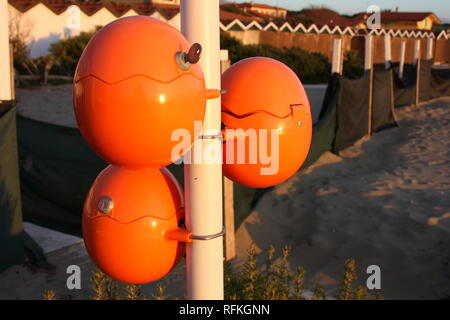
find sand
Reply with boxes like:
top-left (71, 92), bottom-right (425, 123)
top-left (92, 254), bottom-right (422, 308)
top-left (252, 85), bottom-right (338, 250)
top-left (235, 98), bottom-right (450, 299)
top-left (7, 85), bottom-right (450, 299)
top-left (16, 84), bottom-right (78, 128)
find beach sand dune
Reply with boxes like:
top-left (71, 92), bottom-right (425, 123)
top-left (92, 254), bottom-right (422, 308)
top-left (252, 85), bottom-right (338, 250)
top-left (235, 98), bottom-right (450, 299)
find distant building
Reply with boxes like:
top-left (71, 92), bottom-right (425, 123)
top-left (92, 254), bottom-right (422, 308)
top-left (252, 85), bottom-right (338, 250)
top-left (7, 0), bottom-right (445, 58)
top-left (122, 0), bottom-right (180, 4)
top-left (219, 9), bottom-right (264, 24)
top-left (238, 2), bottom-right (287, 19)
top-left (7, 0), bottom-right (182, 57)
top-left (298, 8), bottom-right (356, 27)
top-left (354, 11), bottom-right (441, 30)
top-left (380, 12), bottom-right (441, 30)
top-left (300, 8), bottom-right (441, 31)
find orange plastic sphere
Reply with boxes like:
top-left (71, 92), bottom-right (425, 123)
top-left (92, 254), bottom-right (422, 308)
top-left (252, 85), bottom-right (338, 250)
top-left (73, 16), bottom-right (206, 168)
top-left (221, 57), bottom-right (312, 188)
top-left (82, 165), bottom-right (185, 284)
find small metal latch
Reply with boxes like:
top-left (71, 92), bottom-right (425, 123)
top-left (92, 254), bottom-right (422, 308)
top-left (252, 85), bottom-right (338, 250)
top-left (98, 197), bottom-right (114, 214)
top-left (198, 133), bottom-right (223, 140)
top-left (175, 43), bottom-right (202, 71)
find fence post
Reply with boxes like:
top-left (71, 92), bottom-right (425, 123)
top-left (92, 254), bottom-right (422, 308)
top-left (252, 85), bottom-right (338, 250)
top-left (365, 35), bottom-right (373, 135)
top-left (384, 34), bottom-right (391, 69)
top-left (426, 38), bottom-right (434, 61)
top-left (414, 39), bottom-right (421, 105)
top-left (364, 35), bottom-right (373, 71)
top-left (220, 49), bottom-right (235, 262)
top-left (9, 44), bottom-right (15, 100)
top-left (332, 38), bottom-right (342, 75)
top-left (0, 0), bottom-right (13, 102)
top-left (413, 39), bottom-right (421, 64)
top-left (220, 49), bottom-right (230, 72)
top-left (223, 176), bottom-right (235, 261)
top-left (399, 41), bottom-right (406, 79)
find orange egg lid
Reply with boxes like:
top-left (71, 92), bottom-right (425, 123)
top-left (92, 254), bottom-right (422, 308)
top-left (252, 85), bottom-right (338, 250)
top-left (74, 16), bottom-right (203, 84)
top-left (221, 57), bottom-right (310, 119)
top-left (85, 166), bottom-right (183, 223)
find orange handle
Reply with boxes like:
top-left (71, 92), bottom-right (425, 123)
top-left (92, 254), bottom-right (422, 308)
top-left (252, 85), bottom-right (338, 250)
top-left (166, 228), bottom-right (192, 243)
top-left (206, 88), bottom-right (221, 100)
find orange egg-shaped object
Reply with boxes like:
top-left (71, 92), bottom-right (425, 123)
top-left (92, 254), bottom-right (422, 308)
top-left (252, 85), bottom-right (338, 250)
top-left (221, 57), bottom-right (312, 188)
top-left (82, 165), bottom-right (189, 284)
top-left (73, 16), bottom-right (207, 168)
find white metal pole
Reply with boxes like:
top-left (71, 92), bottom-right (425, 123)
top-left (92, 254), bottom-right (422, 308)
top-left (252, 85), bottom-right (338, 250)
top-left (180, 0), bottom-right (224, 300)
top-left (399, 41), bottom-right (406, 78)
top-left (384, 34), bottom-right (391, 69)
top-left (0, 0), bottom-right (13, 102)
top-left (331, 38), bottom-right (342, 75)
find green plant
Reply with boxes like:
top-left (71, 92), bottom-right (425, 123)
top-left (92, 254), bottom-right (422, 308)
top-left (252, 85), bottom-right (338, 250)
top-left (152, 284), bottom-right (168, 300)
top-left (224, 244), bottom-right (300, 300)
top-left (49, 27), bottom-right (100, 76)
top-left (91, 269), bottom-right (110, 300)
top-left (242, 243), bottom-right (258, 299)
top-left (224, 260), bottom-right (243, 300)
top-left (294, 266), bottom-right (306, 300)
top-left (125, 284), bottom-right (142, 300)
top-left (9, 8), bottom-right (33, 74)
top-left (90, 269), bottom-right (157, 300)
top-left (10, 36), bottom-right (30, 74)
top-left (225, 244), bottom-right (304, 300)
top-left (312, 284), bottom-right (326, 300)
top-left (224, 246), bottom-right (380, 300)
top-left (220, 32), bottom-right (331, 84)
top-left (46, 247), bottom-right (381, 300)
top-left (339, 258), bottom-right (357, 300)
top-left (262, 245), bottom-right (276, 299)
top-left (221, 33), bottom-right (369, 82)
top-left (283, 11), bottom-right (315, 26)
top-left (354, 285), bottom-right (368, 300)
top-left (42, 290), bottom-right (56, 300)
top-left (343, 50), bottom-right (365, 79)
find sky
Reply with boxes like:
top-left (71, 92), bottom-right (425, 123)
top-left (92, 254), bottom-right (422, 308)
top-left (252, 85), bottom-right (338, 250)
top-left (231, 0), bottom-right (450, 23)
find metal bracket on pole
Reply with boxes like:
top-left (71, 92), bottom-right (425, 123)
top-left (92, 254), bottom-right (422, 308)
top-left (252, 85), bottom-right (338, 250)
top-left (190, 226), bottom-right (225, 241)
top-left (198, 133), bottom-right (223, 140)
